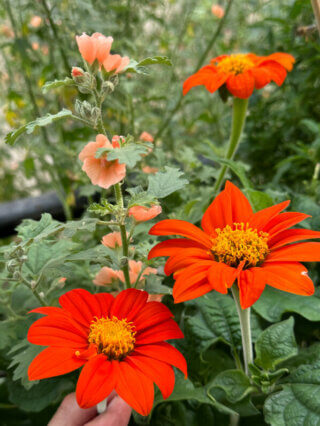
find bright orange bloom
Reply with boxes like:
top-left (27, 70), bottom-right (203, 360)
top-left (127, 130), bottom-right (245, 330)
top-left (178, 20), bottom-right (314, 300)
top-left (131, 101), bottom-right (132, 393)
top-left (79, 134), bottom-right (126, 189)
top-left (103, 54), bottom-right (130, 74)
top-left (27, 288), bottom-right (186, 415)
top-left (211, 4), bottom-right (225, 18)
top-left (94, 260), bottom-right (157, 287)
top-left (183, 52), bottom-right (295, 99)
top-left (140, 132), bottom-right (154, 143)
top-left (76, 33), bottom-right (113, 65)
top-left (129, 205), bottom-right (162, 222)
top-left (148, 181), bottom-right (320, 309)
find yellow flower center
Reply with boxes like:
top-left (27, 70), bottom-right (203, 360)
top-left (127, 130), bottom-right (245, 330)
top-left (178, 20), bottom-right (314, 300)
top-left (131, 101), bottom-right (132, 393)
top-left (211, 223), bottom-right (269, 268)
top-left (216, 54), bottom-right (254, 75)
top-left (88, 316), bottom-right (136, 360)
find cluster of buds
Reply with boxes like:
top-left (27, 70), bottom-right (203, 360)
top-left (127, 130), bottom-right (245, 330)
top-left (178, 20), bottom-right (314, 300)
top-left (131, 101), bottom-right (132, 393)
top-left (5, 245), bottom-right (27, 279)
top-left (71, 67), bottom-right (96, 94)
top-left (75, 100), bottom-right (101, 127)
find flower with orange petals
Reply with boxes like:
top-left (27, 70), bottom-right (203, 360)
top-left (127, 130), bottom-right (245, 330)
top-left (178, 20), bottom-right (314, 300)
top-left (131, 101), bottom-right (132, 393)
top-left (183, 52), bottom-right (295, 99)
top-left (140, 132), bottom-right (154, 143)
top-left (103, 54), bottom-right (130, 75)
top-left (142, 166), bottom-right (159, 174)
top-left (211, 4), bottom-right (225, 18)
top-left (79, 134), bottom-right (126, 189)
top-left (94, 260), bottom-right (157, 287)
top-left (76, 33), bottom-right (113, 65)
top-left (129, 205), bottom-right (162, 222)
top-left (148, 181), bottom-right (320, 309)
top-left (27, 288), bottom-right (187, 415)
top-left (102, 232), bottom-right (123, 248)
top-left (30, 16), bottom-right (42, 28)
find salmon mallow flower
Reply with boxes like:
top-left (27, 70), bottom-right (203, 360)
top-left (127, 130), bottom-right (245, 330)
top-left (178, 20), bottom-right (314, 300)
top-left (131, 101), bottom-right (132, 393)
top-left (30, 16), bottom-right (42, 28)
top-left (148, 181), bottom-right (320, 309)
top-left (140, 132), bottom-right (154, 143)
top-left (27, 288), bottom-right (187, 415)
top-left (142, 166), bottom-right (159, 174)
top-left (94, 260), bottom-right (157, 287)
top-left (103, 54), bottom-right (130, 74)
top-left (102, 232), bottom-right (123, 248)
top-left (211, 4), bottom-right (225, 18)
top-left (76, 33), bottom-right (113, 65)
top-left (79, 134), bottom-right (126, 189)
top-left (129, 205), bottom-right (162, 222)
top-left (183, 52), bottom-right (295, 99)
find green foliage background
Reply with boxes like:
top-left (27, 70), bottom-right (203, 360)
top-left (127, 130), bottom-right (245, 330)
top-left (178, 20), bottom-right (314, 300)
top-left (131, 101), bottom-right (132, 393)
top-left (1, 0), bottom-right (320, 425)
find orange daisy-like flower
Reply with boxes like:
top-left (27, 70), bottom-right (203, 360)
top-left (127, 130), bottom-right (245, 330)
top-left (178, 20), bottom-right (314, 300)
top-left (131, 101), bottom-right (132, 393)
top-left (183, 52), bottom-right (295, 99)
top-left (148, 181), bottom-right (320, 309)
top-left (27, 288), bottom-right (187, 415)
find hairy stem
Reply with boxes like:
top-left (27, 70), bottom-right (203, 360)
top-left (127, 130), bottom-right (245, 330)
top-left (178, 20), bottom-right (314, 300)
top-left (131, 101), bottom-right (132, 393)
top-left (213, 97), bottom-right (248, 194)
top-left (231, 285), bottom-right (253, 375)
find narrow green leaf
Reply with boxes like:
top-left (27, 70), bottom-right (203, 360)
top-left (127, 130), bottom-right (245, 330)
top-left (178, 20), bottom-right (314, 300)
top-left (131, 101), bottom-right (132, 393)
top-left (125, 56), bottom-right (172, 74)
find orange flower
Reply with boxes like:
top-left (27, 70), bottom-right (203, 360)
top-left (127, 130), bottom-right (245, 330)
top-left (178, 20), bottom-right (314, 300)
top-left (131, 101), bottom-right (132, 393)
top-left (71, 67), bottom-right (84, 77)
top-left (148, 181), bottom-right (320, 309)
top-left (27, 288), bottom-right (187, 415)
top-left (101, 232), bottom-right (123, 248)
top-left (211, 4), bottom-right (225, 18)
top-left (103, 54), bottom-right (130, 74)
top-left (142, 166), bottom-right (159, 174)
top-left (140, 132), bottom-right (154, 143)
top-left (183, 52), bottom-right (295, 99)
top-left (76, 33), bottom-right (113, 65)
top-left (129, 205), bottom-right (162, 222)
top-left (30, 16), bottom-right (42, 28)
top-left (79, 134), bottom-right (126, 189)
top-left (94, 260), bottom-right (157, 287)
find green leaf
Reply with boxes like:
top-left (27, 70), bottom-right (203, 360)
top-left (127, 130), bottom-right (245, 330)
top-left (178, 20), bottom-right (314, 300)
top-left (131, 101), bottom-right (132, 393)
top-left (127, 187), bottom-right (157, 207)
top-left (42, 78), bottom-right (73, 94)
top-left (106, 144), bottom-right (150, 167)
top-left (245, 189), bottom-right (274, 211)
top-left (9, 340), bottom-right (43, 389)
top-left (253, 287), bottom-right (320, 322)
top-left (125, 56), bottom-right (172, 74)
top-left (147, 167), bottom-right (188, 198)
top-left (144, 274), bottom-right (172, 295)
top-left (16, 213), bottom-right (63, 241)
top-left (264, 358), bottom-right (320, 425)
top-left (185, 292), bottom-right (262, 354)
top-left (209, 369), bottom-right (256, 403)
top-left (7, 377), bottom-right (73, 412)
top-left (5, 109), bottom-right (72, 146)
top-left (255, 317), bottom-right (298, 371)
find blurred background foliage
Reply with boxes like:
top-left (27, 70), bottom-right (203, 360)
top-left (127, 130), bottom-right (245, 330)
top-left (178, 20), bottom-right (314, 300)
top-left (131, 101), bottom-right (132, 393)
top-left (1, 0), bottom-right (320, 425)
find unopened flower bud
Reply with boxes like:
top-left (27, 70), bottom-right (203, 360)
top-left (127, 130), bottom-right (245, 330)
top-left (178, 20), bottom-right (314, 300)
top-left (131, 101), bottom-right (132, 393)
top-left (7, 259), bottom-right (18, 272)
top-left (71, 67), bottom-right (85, 84)
top-left (30, 280), bottom-right (37, 289)
top-left (101, 80), bottom-right (114, 96)
top-left (12, 271), bottom-right (21, 280)
top-left (119, 256), bottom-right (128, 268)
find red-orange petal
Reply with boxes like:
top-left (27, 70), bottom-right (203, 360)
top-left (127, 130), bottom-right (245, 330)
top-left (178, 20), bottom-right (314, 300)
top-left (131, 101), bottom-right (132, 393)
top-left (207, 261), bottom-right (237, 294)
top-left (226, 71), bottom-right (255, 99)
top-left (201, 186), bottom-right (233, 235)
top-left (225, 181), bottom-right (253, 223)
top-left (94, 292), bottom-right (115, 317)
top-left (127, 354), bottom-right (175, 399)
top-left (59, 289), bottom-right (101, 327)
top-left (136, 319), bottom-right (184, 345)
top-left (261, 262), bottom-right (314, 295)
top-left (172, 261), bottom-right (213, 300)
top-left (148, 238), bottom-right (204, 260)
top-left (114, 360), bottom-right (154, 416)
top-left (183, 65), bottom-right (227, 95)
top-left (29, 306), bottom-right (64, 316)
top-left (269, 229), bottom-right (320, 250)
top-left (133, 302), bottom-right (173, 331)
top-left (149, 219), bottom-right (212, 248)
top-left (249, 200), bottom-right (290, 231)
top-left (264, 212), bottom-right (310, 237)
top-left (111, 288), bottom-right (148, 321)
top-left (76, 355), bottom-right (115, 408)
top-left (260, 61), bottom-right (287, 86)
top-left (251, 66), bottom-right (272, 89)
top-left (174, 281), bottom-right (212, 303)
top-left (28, 347), bottom-right (85, 380)
top-left (262, 53), bottom-right (295, 71)
top-left (164, 248), bottom-right (212, 276)
top-left (238, 268), bottom-right (266, 309)
top-left (133, 342), bottom-right (187, 378)
top-left (266, 242), bottom-right (320, 262)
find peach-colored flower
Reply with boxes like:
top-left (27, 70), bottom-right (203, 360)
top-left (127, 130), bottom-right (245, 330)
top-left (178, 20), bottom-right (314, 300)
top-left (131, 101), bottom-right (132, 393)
top-left (93, 260), bottom-right (157, 287)
top-left (58, 277), bottom-right (67, 283)
top-left (76, 33), bottom-right (113, 65)
top-left (142, 166), bottom-right (159, 174)
top-left (128, 205), bottom-right (162, 222)
top-left (101, 232), bottom-right (122, 248)
top-left (147, 294), bottom-right (164, 302)
top-left (72, 67), bottom-right (84, 77)
top-left (79, 134), bottom-right (126, 189)
top-left (211, 4), bottom-right (225, 18)
top-left (140, 131), bottom-right (154, 143)
top-left (41, 45), bottom-right (49, 55)
top-left (93, 267), bottom-right (121, 286)
top-left (103, 54), bottom-right (130, 74)
top-left (1, 25), bottom-right (14, 38)
top-left (30, 16), bottom-right (42, 28)
top-left (31, 42), bottom-right (39, 51)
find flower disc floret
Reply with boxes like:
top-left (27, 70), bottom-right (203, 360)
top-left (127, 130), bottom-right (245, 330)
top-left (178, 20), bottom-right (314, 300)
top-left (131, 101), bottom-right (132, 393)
top-left (217, 54), bottom-right (254, 75)
top-left (212, 223), bottom-right (269, 267)
top-left (88, 316), bottom-right (136, 360)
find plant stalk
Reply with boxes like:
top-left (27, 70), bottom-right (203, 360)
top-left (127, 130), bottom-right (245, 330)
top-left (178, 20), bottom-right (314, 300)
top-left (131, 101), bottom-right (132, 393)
top-left (213, 97), bottom-right (249, 194)
top-left (231, 284), bottom-right (253, 375)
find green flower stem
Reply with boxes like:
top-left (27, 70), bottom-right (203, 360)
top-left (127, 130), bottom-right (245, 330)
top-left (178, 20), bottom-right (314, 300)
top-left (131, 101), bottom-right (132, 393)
top-left (213, 97), bottom-right (249, 194)
top-left (231, 284), bottom-right (253, 375)
top-left (114, 183), bottom-right (131, 289)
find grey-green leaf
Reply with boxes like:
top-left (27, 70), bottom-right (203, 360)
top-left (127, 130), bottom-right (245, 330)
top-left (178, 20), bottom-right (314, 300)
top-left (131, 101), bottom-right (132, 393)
top-left (106, 144), bottom-right (149, 167)
top-left (147, 166), bottom-right (188, 198)
top-left (255, 317), bottom-right (298, 370)
top-left (125, 56), bottom-right (172, 74)
top-left (42, 78), bottom-right (73, 94)
top-left (5, 109), bottom-right (72, 145)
